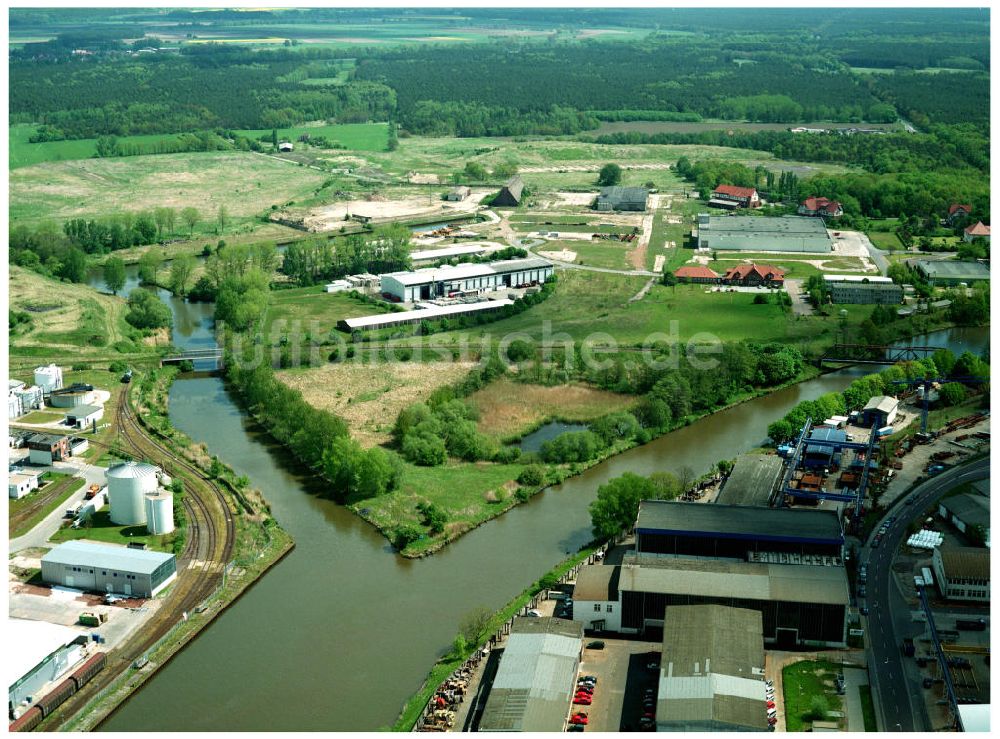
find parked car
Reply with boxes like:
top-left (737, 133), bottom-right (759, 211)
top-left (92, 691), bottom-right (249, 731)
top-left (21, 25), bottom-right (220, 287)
top-left (526, 609), bottom-right (542, 617)
top-left (570, 713), bottom-right (588, 725)
top-left (567, 724), bottom-right (584, 732)
top-left (579, 675), bottom-right (598, 683)
top-left (586, 641), bottom-right (605, 650)
top-left (573, 697), bottom-right (592, 706)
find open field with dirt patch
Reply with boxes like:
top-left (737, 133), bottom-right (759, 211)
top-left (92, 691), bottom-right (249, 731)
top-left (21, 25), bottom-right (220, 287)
top-left (263, 287), bottom-right (396, 346)
top-left (467, 379), bottom-right (635, 439)
top-left (9, 266), bottom-right (131, 354)
top-left (585, 119), bottom-right (905, 136)
top-left (276, 360), bottom-right (477, 446)
top-left (9, 151), bottom-right (328, 226)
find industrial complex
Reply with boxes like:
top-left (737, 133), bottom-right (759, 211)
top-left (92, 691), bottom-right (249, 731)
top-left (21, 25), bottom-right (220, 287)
top-left (696, 214), bottom-right (833, 253)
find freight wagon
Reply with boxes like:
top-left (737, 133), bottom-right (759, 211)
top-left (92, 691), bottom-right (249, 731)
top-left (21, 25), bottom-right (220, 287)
top-left (69, 652), bottom-right (107, 690)
top-left (9, 707), bottom-right (43, 733)
top-left (34, 678), bottom-right (76, 718)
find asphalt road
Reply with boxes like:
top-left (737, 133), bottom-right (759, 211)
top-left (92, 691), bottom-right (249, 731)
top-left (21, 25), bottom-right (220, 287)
top-left (861, 456), bottom-right (989, 731)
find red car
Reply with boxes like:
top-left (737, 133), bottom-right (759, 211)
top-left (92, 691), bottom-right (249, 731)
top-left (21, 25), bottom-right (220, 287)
top-left (574, 697), bottom-right (592, 706)
top-left (766, 701), bottom-right (776, 709)
top-left (570, 714), bottom-right (589, 725)
top-left (576, 686), bottom-right (594, 694)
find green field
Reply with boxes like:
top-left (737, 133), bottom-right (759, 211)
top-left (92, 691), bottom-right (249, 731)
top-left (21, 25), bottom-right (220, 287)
top-left (551, 240), bottom-right (633, 270)
top-left (234, 123), bottom-right (390, 152)
top-left (9, 124), bottom-right (208, 170)
top-left (9, 151), bottom-right (328, 227)
top-left (782, 660), bottom-right (845, 732)
top-left (264, 287), bottom-right (396, 346)
top-left (18, 410), bottom-right (65, 424)
top-left (49, 510), bottom-right (177, 552)
top-left (866, 230), bottom-right (903, 251)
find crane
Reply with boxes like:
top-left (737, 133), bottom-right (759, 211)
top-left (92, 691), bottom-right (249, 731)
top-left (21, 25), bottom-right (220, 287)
top-left (890, 376), bottom-right (988, 434)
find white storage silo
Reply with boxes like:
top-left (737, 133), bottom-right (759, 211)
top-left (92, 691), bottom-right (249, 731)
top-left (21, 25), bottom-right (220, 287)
top-left (144, 490), bottom-right (174, 535)
top-left (106, 461), bottom-right (160, 525)
top-left (34, 364), bottom-right (64, 393)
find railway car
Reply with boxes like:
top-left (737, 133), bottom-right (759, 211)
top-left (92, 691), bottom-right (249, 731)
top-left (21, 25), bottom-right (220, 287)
top-left (69, 652), bottom-right (107, 690)
top-left (9, 706), bottom-right (43, 733)
top-left (34, 678), bottom-right (76, 718)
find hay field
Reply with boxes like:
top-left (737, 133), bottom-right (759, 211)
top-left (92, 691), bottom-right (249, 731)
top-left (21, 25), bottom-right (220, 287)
top-left (276, 360), bottom-right (476, 446)
top-left (9, 151), bottom-right (328, 225)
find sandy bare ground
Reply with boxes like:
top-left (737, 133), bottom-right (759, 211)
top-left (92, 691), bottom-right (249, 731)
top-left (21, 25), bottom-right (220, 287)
top-left (407, 172), bottom-right (441, 184)
top-left (276, 361), bottom-right (476, 447)
top-left (530, 231), bottom-right (595, 242)
top-left (519, 162), bottom-right (672, 174)
top-left (554, 191), bottom-right (599, 206)
top-left (652, 255), bottom-right (666, 273)
top-left (539, 249), bottom-right (579, 262)
top-left (628, 194), bottom-right (658, 270)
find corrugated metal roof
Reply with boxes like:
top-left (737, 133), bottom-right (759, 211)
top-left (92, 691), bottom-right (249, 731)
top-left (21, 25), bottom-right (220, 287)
top-left (42, 541), bottom-right (174, 575)
top-left (7, 618), bottom-right (82, 691)
top-left (619, 559), bottom-right (849, 605)
top-left (636, 500), bottom-right (843, 543)
top-left (67, 404), bottom-right (103, 416)
top-left (915, 260), bottom-right (990, 279)
top-left (716, 455), bottom-right (783, 507)
top-left (479, 618), bottom-right (582, 732)
top-left (942, 493), bottom-right (990, 528)
top-left (940, 547), bottom-right (989, 580)
top-left (572, 564), bottom-right (619, 601)
top-left (383, 257), bottom-right (552, 287)
top-left (342, 299), bottom-right (514, 330)
top-left (863, 395), bottom-right (899, 413)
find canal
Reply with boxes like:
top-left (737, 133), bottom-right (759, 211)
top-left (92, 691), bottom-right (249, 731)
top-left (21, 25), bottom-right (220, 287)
top-left (94, 266), bottom-right (987, 730)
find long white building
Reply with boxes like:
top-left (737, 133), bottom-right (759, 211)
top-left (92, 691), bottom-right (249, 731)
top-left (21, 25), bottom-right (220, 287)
top-left (380, 258), bottom-right (553, 302)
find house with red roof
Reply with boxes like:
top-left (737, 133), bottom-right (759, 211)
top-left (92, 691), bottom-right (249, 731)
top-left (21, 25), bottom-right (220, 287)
top-left (673, 265), bottom-right (720, 284)
top-left (722, 264), bottom-right (786, 287)
top-left (798, 197), bottom-right (843, 219)
top-left (947, 203), bottom-right (973, 225)
top-left (709, 184), bottom-right (760, 210)
top-left (963, 221), bottom-right (990, 243)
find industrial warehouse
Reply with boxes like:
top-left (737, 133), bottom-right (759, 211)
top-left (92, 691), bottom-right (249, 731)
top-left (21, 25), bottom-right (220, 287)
top-left (477, 618), bottom-right (584, 732)
top-left (696, 214), bottom-right (833, 253)
top-left (823, 274), bottom-right (903, 304)
top-left (379, 258), bottom-right (553, 302)
top-left (40, 541), bottom-right (177, 599)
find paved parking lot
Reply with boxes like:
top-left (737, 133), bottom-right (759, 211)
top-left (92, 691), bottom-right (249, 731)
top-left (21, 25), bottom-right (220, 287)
top-left (575, 637), bottom-right (660, 731)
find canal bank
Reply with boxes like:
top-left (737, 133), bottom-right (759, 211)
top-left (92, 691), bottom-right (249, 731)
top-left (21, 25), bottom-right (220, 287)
top-left (96, 299), bottom-right (986, 730)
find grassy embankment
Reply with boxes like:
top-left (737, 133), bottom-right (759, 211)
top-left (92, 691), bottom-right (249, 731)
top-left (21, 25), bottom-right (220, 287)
top-left (782, 660), bottom-right (846, 732)
top-left (9, 473), bottom-right (86, 539)
top-left (858, 684), bottom-right (878, 731)
top-left (391, 545), bottom-right (599, 731)
top-left (49, 511), bottom-right (178, 552)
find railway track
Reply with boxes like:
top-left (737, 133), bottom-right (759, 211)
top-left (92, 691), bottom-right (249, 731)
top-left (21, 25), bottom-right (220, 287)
top-left (37, 378), bottom-right (237, 731)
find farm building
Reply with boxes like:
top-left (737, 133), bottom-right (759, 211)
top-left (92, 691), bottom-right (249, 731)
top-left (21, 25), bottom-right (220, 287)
top-left (34, 364), bottom-right (64, 393)
top-left (41, 541), bottom-right (177, 599)
top-left (932, 547), bottom-right (990, 602)
top-left (823, 275), bottom-right (902, 305)
top-left (478, 617), bottom-right (584, 732)
top-left (8, 618), bottom-right (87, 716)
top-left (445, 186), bottom-right (471, 201)
top-left (324, 280), bottom-right (352, 293)
top-left (722, 264), bottom-right (786, 287)
top-left (673, 265), bottom-right (720, 284)
top-left (860, 396), bottom-right (899, 428)
top-left (66, 404), bottom-right (104, 430)
top-left (340, 299), bottom-right (515, 333)
top-left (594, 186), bottom-right (648, 212)
top-left (48, 384), bottom-right (97, 409)
top-left (492, 176), bottom-right (524, 207)
top-left (657, 605), bottom-right (768, 732)
top-left (947, 203), bottom-right (972, 225)
top-left (26, 433), bottom-right (70, 465)
top-left (798, 197), bottom-right (843, 218)
top-left (938, 493), bottom-right (990, 546)
top-left (709, 185), bottom-right (760, 209)
top-left (963, 221), bottom-right (990, 243)
top-left (913, 260), bottom-right (990, 285)
top-left (573, 559), bottom-right (848, 647)
top-left (9, 471), bottom-right (41, 499)
top-left (277, 141), bottom-right (294, 152)
top-left (380, 258), bottom-right (552, 302)
top-left (634, 501), bottom-right (844, 559)
top-left (715, 454), bottom-right (784, 507)
top-left (697, 215), bottom-right (833, 253)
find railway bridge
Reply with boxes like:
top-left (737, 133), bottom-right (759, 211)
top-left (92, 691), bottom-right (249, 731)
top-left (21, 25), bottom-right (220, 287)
top-left (820, 343), bottom-right (938, 366)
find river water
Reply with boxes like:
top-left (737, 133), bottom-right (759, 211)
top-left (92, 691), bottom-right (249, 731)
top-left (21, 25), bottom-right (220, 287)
top-left (95, 266), bottom-right (987, 730)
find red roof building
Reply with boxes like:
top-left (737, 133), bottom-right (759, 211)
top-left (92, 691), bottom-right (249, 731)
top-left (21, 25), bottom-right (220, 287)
top-left (723, 264), bottom-right (786, 286)
top-left (947, 203), bottom-right (973, 225)
top-left (963, 221), bottom-right (990, 242)
top-left (673, 265), bottom-right (720, 283)
top-left (709, 185), bottom-right (760, 209)
top-left (798, 197), bottom-right (843, 218)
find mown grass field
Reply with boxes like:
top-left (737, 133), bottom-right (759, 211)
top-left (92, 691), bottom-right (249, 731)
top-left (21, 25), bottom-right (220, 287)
top-left (49, 511), bottom-right (177, 552)
top-left (9, 151), bottom-right (328, 227)
top-left (467, 378), bottom-right (635, 439)
top-left (782, 660), bottom-right (845, 732)
top-left (263, 287), bottom-right (395, 345)
top-left (866, 230), bottom-right (903, 251)
top-left (558, 240), bottom-right (633, 270)
top-left (234, 122), bottom-right (390, 151)
top-left (9, 124), bottom-right (198, 170)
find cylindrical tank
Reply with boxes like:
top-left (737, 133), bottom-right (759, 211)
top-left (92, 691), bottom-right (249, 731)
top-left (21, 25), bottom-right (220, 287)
top-left (144, 490), bottom-right (174, 535)
top-left (106, 461), bottom-right (159, 525)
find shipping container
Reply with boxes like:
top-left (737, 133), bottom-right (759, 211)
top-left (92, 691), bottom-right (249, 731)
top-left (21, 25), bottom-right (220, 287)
top-left (69, 651), bottom-right (107, 690)
top-left (921, 567), bottom-right (934, 588)
top-left (876, 426), bottom-right (894, 438)
top-left (9, 706), bottom-right (43, 732)
top-left (35, 678), bottom-right (75, 717)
